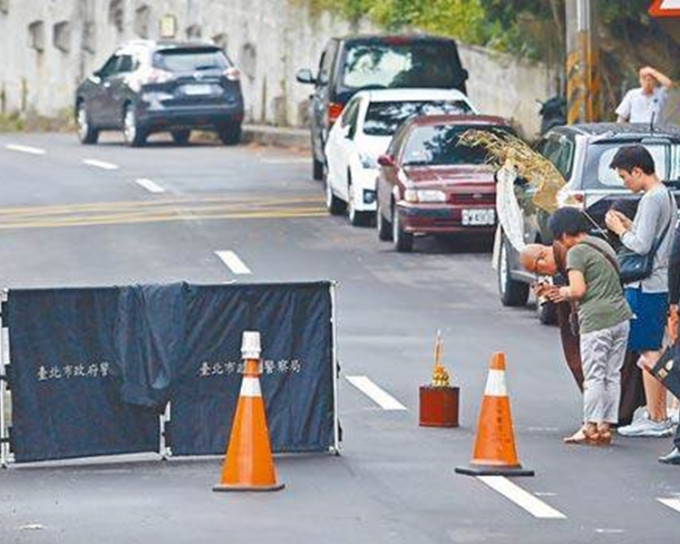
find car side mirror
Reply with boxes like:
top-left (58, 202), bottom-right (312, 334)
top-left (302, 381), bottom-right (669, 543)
top-left (461, 68), bottom-right (469, 81)
top-left (89, 70), bottom-right (102, 83)
top-left (296, 68), bottom-right (316, 85)
top-left (378, 154), bottom-right (396, 167)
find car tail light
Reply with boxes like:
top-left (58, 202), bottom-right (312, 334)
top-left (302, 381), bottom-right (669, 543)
top-left (556, 188), bottom-right (585, 210)
top-left (145, 68), bottom-right (173, 84)
top-left (328, 102), bottom-right (343, 126)
top-left (128, 68), bottom-right (173, 92)
top-left (223, 67), bottom-right (240, 81)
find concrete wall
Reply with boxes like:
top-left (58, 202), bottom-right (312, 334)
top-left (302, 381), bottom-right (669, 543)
top-left (0, 0), bottom-right (555, 137)
top-left (459, 44), bottom-right (559, 138)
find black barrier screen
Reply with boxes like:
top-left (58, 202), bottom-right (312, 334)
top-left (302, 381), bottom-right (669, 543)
top-left (5, 282), bottom-right (335, 462)
top-left (170, 282), bottom-right (334, 455)
top-left (6, 288), bottom-right (160, 462)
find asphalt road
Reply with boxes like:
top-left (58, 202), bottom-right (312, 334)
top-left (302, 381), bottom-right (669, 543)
top-left (0, 132), bottom-right (679, 543)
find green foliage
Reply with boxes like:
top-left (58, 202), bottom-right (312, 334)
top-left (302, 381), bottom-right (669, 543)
top-left (297, 0), bottom-right (660, 61)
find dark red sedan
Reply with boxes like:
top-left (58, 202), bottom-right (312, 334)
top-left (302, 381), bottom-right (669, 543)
top-left (375, 114), bottom-right (513, 252)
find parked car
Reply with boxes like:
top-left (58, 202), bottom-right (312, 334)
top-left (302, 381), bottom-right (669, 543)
top-left (375, 114), bottom-right (513, 252)
top-left (75, 40), bottom-right (244, 147)
top-left (296, 34), bottom-right (469, 181)
top-left (497, 123), bottom-right (680, 323)
top-left (324, 88), bottom-right (476, 226)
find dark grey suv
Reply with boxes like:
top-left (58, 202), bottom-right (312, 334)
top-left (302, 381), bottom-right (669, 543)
top-left (497, 123), bottom-right (680, 323)
top-left (75, 40), bottom-right (244, 147)
top-left (296, 34), bottom-right (468, 180)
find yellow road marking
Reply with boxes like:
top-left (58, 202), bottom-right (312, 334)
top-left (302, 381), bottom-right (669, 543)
top-left (0, 207), bottom-right (328, 230)
top-left (0, 195), bottom-right (325, 218)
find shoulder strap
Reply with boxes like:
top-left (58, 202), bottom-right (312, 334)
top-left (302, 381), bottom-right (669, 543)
top-left (650, 190), bottom-right (676, 256)
top-left (579, 240), bottom-right (620, 275)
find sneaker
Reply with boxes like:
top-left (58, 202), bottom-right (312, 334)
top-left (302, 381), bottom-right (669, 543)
top-left (617, 414), bottom-right (673, 437)
top-left (669, 408), bottom-right (680, 426)
top-left (631, 406), bottom-right (649, 422)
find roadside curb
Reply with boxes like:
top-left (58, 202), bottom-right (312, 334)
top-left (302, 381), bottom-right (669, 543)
top-left (242, 124), bottom-right (310, 150)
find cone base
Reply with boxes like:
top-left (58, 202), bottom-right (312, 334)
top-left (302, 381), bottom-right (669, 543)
top-left (213, 482), bottom-right (285, 492)
top-left (455, 464), bottom-right (534, 477)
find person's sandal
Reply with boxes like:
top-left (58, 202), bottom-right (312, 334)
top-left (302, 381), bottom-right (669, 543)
top-left (563, 427), bottom-right (600, 445)
top-left (596, 427), bottom-right (613, 446)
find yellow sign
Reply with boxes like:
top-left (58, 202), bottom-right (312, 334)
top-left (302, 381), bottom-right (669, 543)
top-left (159, 14), bottom-right (177, 38)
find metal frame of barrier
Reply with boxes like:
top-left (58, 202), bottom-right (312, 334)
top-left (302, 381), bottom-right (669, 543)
top-left (0, 282), bottom-right (340, 464)
top-left (330, 282), bottom-right (340, 454)
top-left (1, 288), bottom-right (9, 467)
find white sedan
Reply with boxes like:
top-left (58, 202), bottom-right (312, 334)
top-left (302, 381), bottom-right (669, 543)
top-left (324, 88), bottom-right (477, 226)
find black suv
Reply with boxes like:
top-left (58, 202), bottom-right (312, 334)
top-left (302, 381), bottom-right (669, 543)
top-left (296, 34), bottom-right (469, 180)
top-left (75, 40), bottom-right (244, 147)
top-left (497, 123), bottom-right (680, 322)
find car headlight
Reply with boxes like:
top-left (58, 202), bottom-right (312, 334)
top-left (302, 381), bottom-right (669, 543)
top-left (359, 153), bottom-right (378, 169)
top-left (404, 189), bottom-right (446, 203)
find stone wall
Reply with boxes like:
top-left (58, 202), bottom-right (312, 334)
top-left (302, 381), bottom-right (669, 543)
top-left (0, 0), bottom-right (556, 137)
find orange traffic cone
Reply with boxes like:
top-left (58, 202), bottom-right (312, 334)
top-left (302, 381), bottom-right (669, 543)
top-left (455, 352), bottom-right (534, 477)
top-left (213, 331), bottom-right (285, 492)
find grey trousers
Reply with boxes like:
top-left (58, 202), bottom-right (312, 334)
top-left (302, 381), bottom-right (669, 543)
top-left (580, 320), bottom-right (631, 424)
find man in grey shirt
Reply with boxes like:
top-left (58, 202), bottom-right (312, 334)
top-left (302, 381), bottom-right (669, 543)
top-left (606, 145), bottom-right (676, 437)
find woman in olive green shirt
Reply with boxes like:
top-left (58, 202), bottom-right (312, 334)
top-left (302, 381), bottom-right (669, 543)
top-left (541, 208), bottom-right (632, 445)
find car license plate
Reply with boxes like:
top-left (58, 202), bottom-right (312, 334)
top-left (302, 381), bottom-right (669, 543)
top-left (183, 84), bottom-right (212, 96)
top-left (462, 208), bottom-right (495, 226)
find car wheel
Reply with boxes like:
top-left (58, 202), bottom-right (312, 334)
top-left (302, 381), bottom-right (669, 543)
top-left (325, 176), bottom-right (346, 216)
top-left (171, 130), bottom-right (191, 145)
top-left (376, 197), bottom-right (393, 241)
top-left (312, 156), bottom-right (324, 181)
top-left (392, 205), bottom-right (413, 252)
top-left (537, 299), bottom-right (558, 325)
top-left (218, 122), bottom-right (241, 146)
top-left (498, 232), bottom-right (529, 307)
top-left (76, 102), bottom-right (99, 145)
top-left (123, 104), bottom-right (147, 147)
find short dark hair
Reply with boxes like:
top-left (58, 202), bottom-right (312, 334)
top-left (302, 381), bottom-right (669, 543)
top-left (548, 207), bottom-right (589, 240)
top-left (609, 144), bottom-right (655, 175)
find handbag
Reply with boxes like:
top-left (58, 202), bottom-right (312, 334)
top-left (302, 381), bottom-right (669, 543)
top-left (650, 346), bottom-right (680, 398)
top-left (617, 191), bottom-right (675, 284)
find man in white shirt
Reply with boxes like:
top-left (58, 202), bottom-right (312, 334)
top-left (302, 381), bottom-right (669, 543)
top-left (616, 66), bottom-right (673, 124)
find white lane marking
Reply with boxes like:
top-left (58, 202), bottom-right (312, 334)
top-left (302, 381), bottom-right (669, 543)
top-left (135, 178), bottom-right (165, 193)
top-left (6, 144), bottom-right (46, 155)
top-left (83, 159), bottom-right (119, 170)
top-left (477, 476), bottom-right (567, 519)
top-left (658, 498), bottom-right (680, 514)
top-left (261, 158), bottom-right (309, 164)
top-left (345, 376), bottom-right (407, 411)
top-left (215, 251), bottom-right (252, 275)
top-left (534, 492), bottom-right (557, 497)
top-left (595, 529), bottom-right (625, 534)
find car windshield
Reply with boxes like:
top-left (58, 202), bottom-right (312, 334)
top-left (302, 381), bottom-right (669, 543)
top-left (363, 101), bottom-right (472, 137)
top-left (585, 141), bottom-right (680, 188)
top-left (401, 124), bottom-right (512, 166)
top-left (342, 41), bottom-right (459, 90)
top-left (153, 48), bottom-right (229, 73)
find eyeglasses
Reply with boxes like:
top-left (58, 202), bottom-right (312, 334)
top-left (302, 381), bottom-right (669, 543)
top-left (533, 253), bottom-right (547, 281)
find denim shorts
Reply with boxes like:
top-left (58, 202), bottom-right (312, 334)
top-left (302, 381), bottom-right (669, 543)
top-left (625, 288), bottom-right (668, 352)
